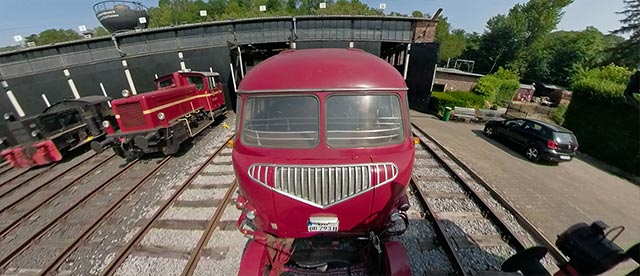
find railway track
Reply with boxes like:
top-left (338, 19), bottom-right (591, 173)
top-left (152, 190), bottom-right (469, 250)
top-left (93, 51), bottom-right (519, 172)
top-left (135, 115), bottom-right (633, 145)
top-left (0, 115), bottom-right (238, 275)
top-left (0, 152), bottom-right (116, 241)
top-left (408, 123), bottom-right (566, 275)
top-left (0, 164), bottom-right (52, 196)
top-left (96, 135), bottom-right (237, 276)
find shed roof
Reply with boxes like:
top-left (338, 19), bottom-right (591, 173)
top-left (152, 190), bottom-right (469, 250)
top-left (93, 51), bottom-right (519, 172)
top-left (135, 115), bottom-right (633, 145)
top-left (436, 67), bottom-right (484, 78)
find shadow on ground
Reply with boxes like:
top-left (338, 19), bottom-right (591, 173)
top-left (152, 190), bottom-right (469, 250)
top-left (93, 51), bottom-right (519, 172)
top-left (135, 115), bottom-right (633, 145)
top-left (470, 129), bottom-right (558, 166)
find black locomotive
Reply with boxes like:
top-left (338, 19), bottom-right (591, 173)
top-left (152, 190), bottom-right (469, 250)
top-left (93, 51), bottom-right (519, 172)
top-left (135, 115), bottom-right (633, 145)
top-left (1, 96), bottom-right (115, 168)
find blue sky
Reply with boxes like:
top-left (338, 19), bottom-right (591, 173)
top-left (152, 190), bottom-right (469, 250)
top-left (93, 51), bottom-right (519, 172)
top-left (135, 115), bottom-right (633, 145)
top-left (0, 0), bottom-right (626, 47)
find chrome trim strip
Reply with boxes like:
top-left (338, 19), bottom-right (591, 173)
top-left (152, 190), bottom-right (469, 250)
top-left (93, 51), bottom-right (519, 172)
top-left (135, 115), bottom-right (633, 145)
top-left (247, 163), bottom-right (399, 209)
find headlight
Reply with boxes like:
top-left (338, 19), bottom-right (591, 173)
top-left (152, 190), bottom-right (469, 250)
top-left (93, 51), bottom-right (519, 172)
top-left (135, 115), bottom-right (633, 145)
top-left (102, 120), bottom-right (110, 128)
top-left (157, 112), bottom-right (166, 120)
top-left (31, 130), bottom-right (40, 137)
top-left (3, 113), bottom-right (12, 121)
top-left (121, 89), bottom-right (130, 98)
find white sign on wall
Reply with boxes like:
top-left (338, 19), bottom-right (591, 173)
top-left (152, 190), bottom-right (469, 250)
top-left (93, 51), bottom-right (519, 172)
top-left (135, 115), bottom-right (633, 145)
top-left (138, 17), bottom-right (147, 24)
top-left (379, 3), bottom-right (387, 9)
top-left (78, 25), bottom-right (87, 32)
top-left (200, 10), bottom-right (207, 17)
top-left (319, 2), bottom-right (327, 9)
top-left (13, 35), bottom-right (23, 42)
top-left (259, 5), bottom-right (267, 12)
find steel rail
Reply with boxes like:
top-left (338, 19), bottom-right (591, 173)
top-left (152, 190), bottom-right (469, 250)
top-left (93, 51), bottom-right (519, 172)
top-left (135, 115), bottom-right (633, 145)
top-left (409, 177), bottom-right (468, 275)
top-left (182, 179), bottom-right (238, 276)
top-left (411, 122), bottom-right (568, 265)
top-left (0, 162), bottom-right (12, 176)
top-left (413, 129), bottom-right (528, 253)
top-left (0, 168), bottom-right (29, 187)
top-left (0, 164), bottom-right (58, 198)
top-left (100, 136), bottom-right (235, 276)
top-left (0, 151), bottom-right (101, 215)
top-left (39, 156), bottom-right (174, 276)
top-left (0, 153), bottom-right (115, 238)
top-left (0, 159), bottom-right (141, 268)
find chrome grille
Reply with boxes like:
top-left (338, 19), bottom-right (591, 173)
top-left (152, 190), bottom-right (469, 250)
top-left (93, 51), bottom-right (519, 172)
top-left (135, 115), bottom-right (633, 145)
top-left (116, 102), bottom-right (146, 129)
top-left (248, 163), bottom-right (398, 208)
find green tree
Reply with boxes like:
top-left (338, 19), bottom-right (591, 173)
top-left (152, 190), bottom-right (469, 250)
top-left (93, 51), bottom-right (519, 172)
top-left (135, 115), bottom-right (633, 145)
top-left (611, 0), bottom-right (640, 67)
top-left (411, 10), bottom-right (424, 17)
top-left (94, 26), bottom-right (110, 37)
top-left (388, 11), bottom-right (407, 17)
top-left (435, 16), bottom-right (467, 64)
top-left (464, 0), bottom-right (573, 75)
top-left (25, 29), bottom-right (82, 45)
top-left (543, 27), bottom-right (605, 85)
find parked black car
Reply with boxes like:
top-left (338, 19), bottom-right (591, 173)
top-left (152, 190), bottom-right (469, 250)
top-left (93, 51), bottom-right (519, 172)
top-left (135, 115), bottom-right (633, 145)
top-left (483, 118), bottom-right (579, 163)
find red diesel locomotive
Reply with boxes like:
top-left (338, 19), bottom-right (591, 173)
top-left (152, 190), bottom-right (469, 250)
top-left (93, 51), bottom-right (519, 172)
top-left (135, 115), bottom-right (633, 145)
top-left (232, 49), bottom-right (415, 275)
top-left (92, 70), bottom-right (226, 159)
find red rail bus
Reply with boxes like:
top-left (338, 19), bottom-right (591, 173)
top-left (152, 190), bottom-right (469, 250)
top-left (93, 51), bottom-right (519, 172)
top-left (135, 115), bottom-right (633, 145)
top-left (92, 70), bottom-right (226, 159)
top-left (232, 48), bottom-right (415, 275)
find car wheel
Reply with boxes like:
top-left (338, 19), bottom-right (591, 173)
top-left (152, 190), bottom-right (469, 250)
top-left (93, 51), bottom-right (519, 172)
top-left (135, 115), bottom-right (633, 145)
top-left (525, 145), bottom-right (541, 162)
top-left (484, 126), bottom-right (495, 138)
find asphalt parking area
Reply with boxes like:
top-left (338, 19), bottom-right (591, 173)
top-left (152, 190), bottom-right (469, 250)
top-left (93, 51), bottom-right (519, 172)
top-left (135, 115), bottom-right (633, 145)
top-left (411, 111), bottom-right (640, 268)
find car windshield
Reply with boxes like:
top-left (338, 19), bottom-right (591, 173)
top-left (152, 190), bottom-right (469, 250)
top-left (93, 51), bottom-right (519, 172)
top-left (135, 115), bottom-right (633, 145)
top-left (554, 132), bottom-right (575, 144)
top-left (326, 94), bottom-right (404, 148)
top-left (241, 96), bottom-right (319, 148)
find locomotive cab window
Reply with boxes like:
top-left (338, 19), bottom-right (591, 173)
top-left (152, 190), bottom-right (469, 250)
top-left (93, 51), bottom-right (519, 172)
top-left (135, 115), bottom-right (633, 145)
top-left (187, 76), bottom-right (205, 90)
top-left (158, 78), bottom-right (174, 88)
top-left (326, 94), bottom-right (404, 148)
top-left (242, 95), bottom-right (319, 148)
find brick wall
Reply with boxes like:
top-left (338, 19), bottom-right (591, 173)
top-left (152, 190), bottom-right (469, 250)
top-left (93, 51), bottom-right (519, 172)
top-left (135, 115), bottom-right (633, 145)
top-left (413, 20), bottom-right (437, 43)
top-left (434, 72), bottom-right (480, 92)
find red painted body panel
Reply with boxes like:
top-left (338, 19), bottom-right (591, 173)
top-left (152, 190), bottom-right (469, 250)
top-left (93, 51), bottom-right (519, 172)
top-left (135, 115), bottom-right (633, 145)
top-left (234, 49), bottom-right (414, 273)
top-left (239, 48), bottom-right (407, 92)
top-left (112, 71), bottom-right (224, 134)
top-left (384, 241), bottom-right (412, 275)
top-left (237, 240), bottom-right (269, 275)
top-left (233, 142), bottom-right (414, 238)
top-left (233, 49), bottom-right (414, 238)
top-left (1, 140), bottom-right (62, 168)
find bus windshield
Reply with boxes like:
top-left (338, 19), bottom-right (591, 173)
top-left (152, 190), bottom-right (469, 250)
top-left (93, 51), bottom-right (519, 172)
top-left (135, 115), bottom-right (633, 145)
top-left (326, 94), bottom-right (404, 148)
top-left (241, 95), bottom-right (319, 148)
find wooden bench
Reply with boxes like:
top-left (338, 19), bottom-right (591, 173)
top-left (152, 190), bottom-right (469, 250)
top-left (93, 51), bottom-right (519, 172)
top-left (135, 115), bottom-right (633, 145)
top-left (452, 107), bottom-right (478, 121)
top-left (476, 108), bottom-right (506, 121)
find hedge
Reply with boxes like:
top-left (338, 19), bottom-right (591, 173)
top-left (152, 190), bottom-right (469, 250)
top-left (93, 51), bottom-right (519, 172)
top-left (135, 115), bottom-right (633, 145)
top-left (473, 68), bottom-right (520, 105)
top-left (428, 91), bottom-right (486, 114)
top-left (564, 65), bottom-right (639, 176)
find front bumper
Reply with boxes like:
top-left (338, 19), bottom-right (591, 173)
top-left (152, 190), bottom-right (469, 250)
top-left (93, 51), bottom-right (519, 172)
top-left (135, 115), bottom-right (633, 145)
top-left (1, 140), bottom-right (62, 168)
top-left (542, 149), bottom-right (576, 162)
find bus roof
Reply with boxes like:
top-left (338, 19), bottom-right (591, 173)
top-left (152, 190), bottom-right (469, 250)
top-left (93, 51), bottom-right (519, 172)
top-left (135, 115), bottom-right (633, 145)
top-left (237, 48), bottom-right (407, 93)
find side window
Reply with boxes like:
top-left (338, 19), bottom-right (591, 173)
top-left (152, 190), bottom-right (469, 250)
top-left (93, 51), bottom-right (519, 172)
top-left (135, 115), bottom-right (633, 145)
top-left (505, 119), bottom-right (525, 128)
top-left (158, 78), bottom-right (174, 88)
top-left (523, 122), bottom-right (544, 134)
top-left (187, 76), bottom-right (205, 90)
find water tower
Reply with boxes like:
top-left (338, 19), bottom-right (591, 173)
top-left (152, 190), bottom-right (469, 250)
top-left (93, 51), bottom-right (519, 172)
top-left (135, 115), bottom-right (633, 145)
top-left (94, 1), bottom-right (148, 32)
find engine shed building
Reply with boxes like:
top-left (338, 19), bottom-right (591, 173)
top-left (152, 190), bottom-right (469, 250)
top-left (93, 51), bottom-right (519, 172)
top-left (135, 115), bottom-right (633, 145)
top-left (0, 15), bottom-right (440, 117)
top-left (432, 67), bottom-right (484, 92)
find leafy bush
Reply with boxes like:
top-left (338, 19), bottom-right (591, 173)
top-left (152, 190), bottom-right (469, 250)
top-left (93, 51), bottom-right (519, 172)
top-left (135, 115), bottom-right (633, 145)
top-left (564, 65), bottom-right (639, 176)
top-left (570, 65), bottom-right (633, 104)
top-left (551, 104), bottom-right (567, 125)
top-left (429, 91), bottom-right (486, 114)
top-left (473, 67), bottom-right (520, 104)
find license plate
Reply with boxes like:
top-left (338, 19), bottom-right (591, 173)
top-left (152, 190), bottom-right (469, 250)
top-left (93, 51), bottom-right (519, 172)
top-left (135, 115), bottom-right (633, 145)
top-left (307, 217), bottom-right (339, 232)
top-left (560, 155), bottom-right (571, 160)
